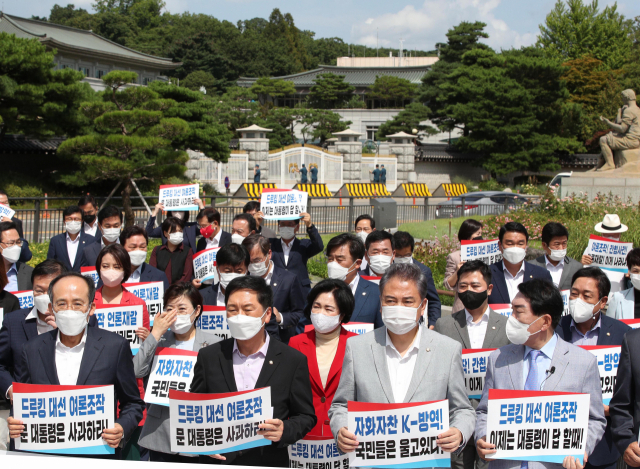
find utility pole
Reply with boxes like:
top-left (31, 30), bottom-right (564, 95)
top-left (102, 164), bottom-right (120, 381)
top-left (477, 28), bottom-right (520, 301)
top-left (376, 28), bottom-right (379, 57)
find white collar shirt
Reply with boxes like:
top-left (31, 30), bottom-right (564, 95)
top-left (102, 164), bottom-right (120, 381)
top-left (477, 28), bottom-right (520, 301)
top-left (66, 232), bottom-right (81, 266)
top-left (232, 332), bottom-right (270, 391)
top-left (101, 238), bottom-right (120, 249)
top-left (216, 286), bottom-right (226, 307)
top-left (464, 308), bottom-right (490, 349)
top-left (545, 255), bottom-right (565, 288)
top-left (129, 264), bottom-right (143, 283)
top-left (349, 273), bottom-right (360, 296)
top-left (83, 220), bottom-right (98, 237)
top-left (503, 261), bottom-right (526, 302)
top-left (55, 328), bottom-right (88, 385)
top-left (385, 326), bottom-right (421, 403)
top-left (206, 228), bottom-right (222, 249)
top-left (281, 238), bottom-right (294, 265)
top-left (26, 306), bottom-right (55, 335)
top-left (263, 261), bottom-right (275, 286)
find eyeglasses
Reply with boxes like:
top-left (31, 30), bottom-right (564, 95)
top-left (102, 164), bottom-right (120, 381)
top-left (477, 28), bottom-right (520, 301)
top-left (1, 239), bottom-right (23, 248)
top-left (53, 302), bottom-right (88, 312)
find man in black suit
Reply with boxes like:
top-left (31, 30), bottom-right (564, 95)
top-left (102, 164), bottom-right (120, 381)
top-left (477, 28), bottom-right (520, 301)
top-left (488, 221), bottom-right (552, 305)
top-left (529, 222), bottom-right (583, 290)
top-left (243, 201), bottom-right (277, 239)
top-left (190, 276), bottom-right (316, 466)
top-left (195, 207), bottom-right (232, 253)
top-left (0, 221), bottom-right (33, 292)
top-left (7, 271), bottom-right (144, 456)
top-left (270, 212), bottom-right (323, 298)
top-left (46, 206), bottom-right (97, 273)
top-left (119, 225), bottom-right (170, 291)
top-left (0, 189), bottom-right (32, 264)
top-left (146, 198), bottom-right (205, 251)
top-left (557, 268), bottom-right (631, 469)
top-left (200, 243), bottom-right (249, 307)
top-left (80, 205), bottom-right (123, 268)
top-left (242, 234), bottom-right (305, 342)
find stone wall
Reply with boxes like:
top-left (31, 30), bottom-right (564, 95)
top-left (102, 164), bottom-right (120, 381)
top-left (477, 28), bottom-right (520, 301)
top-left (335, 141), bottom-right (362, 183)
top-left (388, 143), bottom-right (414, 184)
top-left (239, 138), bottom-right (270, 182)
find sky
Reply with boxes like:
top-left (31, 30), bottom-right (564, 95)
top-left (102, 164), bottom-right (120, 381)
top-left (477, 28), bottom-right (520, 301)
top-left (13, 0), bottom-right (640, 51)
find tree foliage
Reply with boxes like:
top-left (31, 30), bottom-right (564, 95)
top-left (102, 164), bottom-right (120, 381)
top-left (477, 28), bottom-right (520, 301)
top-left (307, 73), bottom-right (355, 109)
top-left (367, 76), bottom-right (417, 108)
top-left (181, 71), bottom-right (217, 92)
top-left (376, 103), bottom-right (436, 141)
top-left (250, 77), bottom-right (296, 105)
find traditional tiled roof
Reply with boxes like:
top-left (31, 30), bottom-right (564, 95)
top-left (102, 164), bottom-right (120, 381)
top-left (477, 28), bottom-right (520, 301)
top-left (0, 134), bottom-right (65, 154)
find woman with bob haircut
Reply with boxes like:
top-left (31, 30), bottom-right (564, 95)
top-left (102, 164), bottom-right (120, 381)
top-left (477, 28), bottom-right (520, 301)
top-left (288, 279), bottom-right (357, 438)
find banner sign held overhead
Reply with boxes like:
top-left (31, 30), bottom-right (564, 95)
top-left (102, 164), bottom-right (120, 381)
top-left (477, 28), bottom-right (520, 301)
top-left (260, 189), bottom-right (308, 221)
top-left (95, 305), bottom-right (143, 355)
top-left (461, 239), bottom-right (502, 264)
top-left (124, 281), bottom-right (164, 326)
top-left (289, 438), bottom-right (349, 469)
top-left (462, 349), bottom-right (496, 399)
top-left (0, 203), bottom-right (15, 220)
top-left (586, 235), bottom-right (632, 272)
top-left (193, 247), bottom-right (220, 284)
top-left (81, 266), bottom-right (99, 288)
top-left (159, 184), bottom-right (199, 211)
top-left (196, 306), bottom-right (230, 340)
top-left (580, 345), bottom-right (621, 404)
top-left (145, 348), bottom-right (198, 407)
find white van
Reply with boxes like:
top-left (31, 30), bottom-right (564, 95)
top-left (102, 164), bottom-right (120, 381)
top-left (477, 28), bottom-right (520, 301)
top-left (548, 172), bottom-right (573, 193)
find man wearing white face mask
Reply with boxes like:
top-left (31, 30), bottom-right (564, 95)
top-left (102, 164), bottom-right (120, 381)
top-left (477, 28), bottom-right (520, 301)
top-left (230, 213), bottom-right (256, 245)
top-left (488, 222), bottom-right (552, 305)
top-left (80, 205), bottom-right (123, 269)
top-left (190, 276), bottom-right (316, 466)
top-left (149, 217), bottom-right (194, 286)
top-left (607, 248), bottom-right (640, 320)
top-left (530, 223), bottom-right (583, 290)
top-left (476, 279), bottom-right (607, 469)
top-left (6, 272), bottom-right (145, 457)
top-left (47, 205), bottom-right (97, 273)
top-left (360, 230), bottom-right (396, 278)
top-left (200, 243), bottom-right (249, 308)
top-left (0, 221), bottom-right (33, 291)
top-left (120, 226), bottom-right (169, 291)
top-left (330, 263), bottom-right (476, 457)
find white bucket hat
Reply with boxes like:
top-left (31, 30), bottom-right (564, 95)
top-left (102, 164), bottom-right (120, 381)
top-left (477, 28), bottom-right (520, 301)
top-left (595, 214), bottom-right (628, 234)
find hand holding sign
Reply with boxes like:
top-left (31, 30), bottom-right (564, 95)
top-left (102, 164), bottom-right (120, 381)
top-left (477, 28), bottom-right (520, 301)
top-left (102, 422), bottom-right (124, 448)
top-left (437, 427), bottom-right (463, 452)
top-left (7, 416), bottom-right (24, 439)
top-left (563, 454), bottom-right (586, 469)
top-left (337, 427), bottom-right (359, 453)
top-left (477, 437), bottom-right (497, 461)
top-left (258, 418), bottom-right (284, 442)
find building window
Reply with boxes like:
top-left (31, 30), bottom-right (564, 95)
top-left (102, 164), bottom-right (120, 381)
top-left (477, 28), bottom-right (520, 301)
top-left (61, 64), bottom-right (70, 69)
top-left (79, 67), bottom-right (91, 76)
top-left (143, 77), bottom-right (152, 85)
top-left (246, 133), bottom-right (255, 139)
top-left (366, 126), bottom-right (379, 141)
top-left (340, 136), bottom-right (350, 142)
top-left (96, 70), bottom-right (106, 79)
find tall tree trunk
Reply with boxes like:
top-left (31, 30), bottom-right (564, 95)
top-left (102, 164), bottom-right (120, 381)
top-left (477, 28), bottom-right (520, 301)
top-left (122, 178), bottom-right (135, 227)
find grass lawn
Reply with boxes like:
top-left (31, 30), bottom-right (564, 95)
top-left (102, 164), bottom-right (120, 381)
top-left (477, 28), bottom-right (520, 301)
top-left (399, 216), bottom-right (493, 240)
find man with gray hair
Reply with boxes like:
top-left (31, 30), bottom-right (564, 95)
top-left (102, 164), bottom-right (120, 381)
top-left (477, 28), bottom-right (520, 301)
top-left (596, 89), bottom-right (640, 171)
top-left (329, 263), bottom-right (476, 456)
top-left (6, 272), bottom-right (144, 457)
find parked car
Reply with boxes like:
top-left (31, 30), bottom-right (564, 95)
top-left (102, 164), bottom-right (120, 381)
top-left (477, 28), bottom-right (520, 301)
top-left (548, 172), bottom-right (573, 194)
top-left (435, 191), bottom-right (531, 218)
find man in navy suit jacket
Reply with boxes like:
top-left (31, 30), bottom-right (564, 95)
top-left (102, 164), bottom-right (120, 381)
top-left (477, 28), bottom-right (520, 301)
top-left (269, 212), bottom-right (323, 297)
top-left (556, 267), bottom-right (630, 469)
top-left (46, 205), bottom-right (97, 273)
top-left (194, 207), bottom-right (232, 253)
top-left (488, 221), bottom-right (552, 305)
top-left (7, 272), bottom-right (144, 455)
top-left (80, 205), bottom-right (124, 268)
top-left (116, 225), bottom-right (170, 291)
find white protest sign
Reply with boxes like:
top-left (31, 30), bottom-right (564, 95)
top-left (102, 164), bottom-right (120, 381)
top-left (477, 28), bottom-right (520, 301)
top-left (145, 347), bottom-right (198, 407)
top-left (81, 266), bottom-right (99, 288)
top-left (289, 438), bottom-right (349, 469)
top-left (486, 389), bottom-right (590, 464)
top-left (343, 322), bottom-right (374, 336)
top-left (461, 239), bottom-right (503, 264)
top-left (169, 387), bottom-right (274, 455)
top-left (580, 345), bottom-right (621, 405)
top-left (159, 184), bottom-right (199, 211)
top-left (193, 247), bottom-right (219, 283)
top-left (0, 203), bottom-right (15, 220)
top-left (11, 290), bottom-right (34, 310)
top-left (196, 306), bottom-right (229, 339)
top-left (95, 305), bottom-right (144, 355)
top-left (491, 304), bottom-right (512, 318)
top-left (261, 188), bottom-right (308, 221)
top-left (348, 399), bottom-right (451, 467)
top-left (587, 234), bottom-right (632, 293)
top-left (462, 349), bottom-right (496, 399)
top-left (13, 382), bottom-right (115, 455)
top-left (124, 281), bottom-right (164, 326)
top-left (561, 290), bottom-right (570, 317)
top-left (621, 319), bottom-right (640, 329)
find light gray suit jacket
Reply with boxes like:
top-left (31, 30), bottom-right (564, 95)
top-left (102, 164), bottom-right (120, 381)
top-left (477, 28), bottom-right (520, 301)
top-left (135, 329), bottom-right (222, 454)
top-left (475, 337), bottom-right (607, 469)
top-left (328, 325), bottom-right (476, 451)
top-left (529, 255), bottom-right (583, 291)
top-left (607, 287), bottom-right (635, 320)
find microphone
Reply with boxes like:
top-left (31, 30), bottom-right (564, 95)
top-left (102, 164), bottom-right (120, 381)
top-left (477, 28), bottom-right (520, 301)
top-left (539, 366), bottom-right (556, 390)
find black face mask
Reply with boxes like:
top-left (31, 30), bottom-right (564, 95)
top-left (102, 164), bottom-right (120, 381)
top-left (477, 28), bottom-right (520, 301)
top-left (458, 289), bottom-right (488, 310)
top-left (83, 213), bottom-right (96, 224)
top-left (472, 236), bottom-right (483, 241)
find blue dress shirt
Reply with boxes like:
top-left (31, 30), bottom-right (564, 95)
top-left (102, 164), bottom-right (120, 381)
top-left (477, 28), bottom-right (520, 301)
top-left (522, 333), bottom-right (557, 389)
top-left (5, 263), bottom-right (18, 291)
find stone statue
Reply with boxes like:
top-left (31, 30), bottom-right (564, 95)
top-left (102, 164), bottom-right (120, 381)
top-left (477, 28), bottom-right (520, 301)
top-left (594, 89), bottom-right (640, 171)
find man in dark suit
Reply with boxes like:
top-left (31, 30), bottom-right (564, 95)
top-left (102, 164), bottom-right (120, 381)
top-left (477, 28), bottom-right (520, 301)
top-left (195, 207), bottom-right (232, 253)
top-left (270, 212), bottom-right (323, 298)
top-left (200, 243), bottom-right (249, 307)
top-left (119, 225), bottom-right (170, 291)
top-left (556, 267), bottom-right (630, 469)
top-left (243, 201), bottom-right (277, 239)
top-left (529, 222), bottom-right (583, 290)
top-left (81, 205), bottom-right (123, 268)
top-left (78, 194), bottom-right (102, 240)
top-left (0, 189), bottom-right (32, 263)
top-left (47, 205), bottom-right (97, 272)
top-left (190, 276), bottom-right (316, 466)
top-left (0, 221), bottom-right (34, 291)
top-left (147, 199), bottom-right (205, 251)
top-left (488, 221), bottom-right (552, 305)
top-left (7, 271), bottom-right (144, 456)
top-left (243, 234), bottom-right (305, 342)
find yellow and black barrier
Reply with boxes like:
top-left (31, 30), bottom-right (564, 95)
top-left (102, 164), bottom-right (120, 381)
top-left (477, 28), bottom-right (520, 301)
top-left (294, 184), bottom-right (332, 198)
top-left (392, 183), bottom-right (432, 197)
top-left (333, 183), bottom-right (391, 198)
top-left (233, 183), bottom-right (277, 200)
top-left (432, 183), bottom-right (468, 197)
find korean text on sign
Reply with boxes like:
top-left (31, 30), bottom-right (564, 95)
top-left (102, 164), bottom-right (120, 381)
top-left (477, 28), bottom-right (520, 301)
top-left (169, 386), bottom-right (274, 455)
top-left (486, 389), bottom-right (590, 464)
top-left (11, 290), bottom-right (34, 310)
top-left (196, 306), bottom-right (229, 339)
top-left (289, 438), bottom-right (349, 469)
top-left (580, 346), bottom-right (621, 404)
top-left (159, 184), bottom-right (199, 211)
top-left (0, 203), bottom-right (15, 220)
top-left (145, 348), bottom-right (198, 407)
top-left (461, 239), bottom-right (503, 264)
top-left (587, 235), bottom-right (633, 272)
top-left (347, 399), bottom-right (451, 468)
top-left (561, 290), bottom-right (570, 317)
top-left (490, 304), bottom-right (512, 318)
top-left (260, 189), bottom-right (308, 221)
top-left (193, 247), bottom-right (219, 283)
top-left (462, 349), bottom-right (496, 399)
top-left (124, 281), bottom-right (164, 326)
top-left (95, 305), bottom-right (144, 355)
top-left (12, 382), bottom-right (115, 455)
top-left (81, 267), bottom-right (99, 288)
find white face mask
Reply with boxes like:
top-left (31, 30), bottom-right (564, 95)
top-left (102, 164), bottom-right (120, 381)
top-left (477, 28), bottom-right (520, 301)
top-left (128, 250), bottom-right (147, 266)
top-left (231, 233), bottom-right (246, 245)
top-left (327, 261), bottom-right (356, 281)
top-left (102, 227), bottom-right (121, 243)
top-left (279, 226), bottom-right (296, 240)
top-left (394, 256), bottom-right (413, 264)
top-left (54, 308), bottom-right (90, 336)
top-left (630, 273), bottom-right (640, 290)
top-left (311, 312), bottom-right (341, 334)
top-left (65, 221), bottom-right (82, 235)
top-left (168, 232), bottom-right (184, 245)
top-left (219, 272), bottom-right (245, 290)
top-left (248, 258), bottom-right (269, 277)
top-left (502, 247), bottom-right (526, 264)
top-left (369, 255), bottom-right (393, 275)
top-left (1, 245), bottom-right (21, 264)
top-left (34, 294), bottom-right (51, 314)
top-left (357, 231), bottom-right (369, 243)
top-left (381, 304), bottom-right (422, 335)
top-left (101, 269), bottom-right (124, 288)
top-left (569, 298), bottom-right (600, 324)
top-left (172, 309), bottom-right (196, 335)
top-left (505, 315), bottom-right (543, 345)
top-left (227, 309), bottom-right (267, 340)
top-left (548, 249), bottom-right (567, 262)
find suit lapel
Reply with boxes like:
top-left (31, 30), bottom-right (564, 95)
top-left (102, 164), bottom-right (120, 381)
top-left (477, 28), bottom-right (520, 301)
top-left (255, 340), bottom-right (281, 389)
top-left (492, 264), bottom-right (509, 303)
top-left (219, 340), bottom-right (238, 392)
top-left (508, 346), bottom-right (524, 389)
top-left (270, 267), bottom-right (283, 295)
top-left (351, 278), bottom-right (369, 321)
top-left (326, 328), bottom-right (350, 388)
top-left (403, 328), bottom-right (435, 402)
top-left (59, 235), bottom-right (71, 270)
top-left (544, 339), bottom-right (570, 391)
top-left (558, 257), bottom-right (572, 288)
top-left (73, 234), bottom-right (89, 271)
top-left (371, 329), bottom-right (395, 403)
top-left (482, 311), bottom-right (501, 348)
top-left (302, 332), bottom-right (324, 390)
top-left (38, 332), bottom-right (60, 385)
top-left (22, 316), bottom-right (38, 341)
top-left (76, 328), bottom-right (105, 385)
top-left (452, 311), bottom-right (471, 349)
top-left (596, 316), bottom-right (612, 346)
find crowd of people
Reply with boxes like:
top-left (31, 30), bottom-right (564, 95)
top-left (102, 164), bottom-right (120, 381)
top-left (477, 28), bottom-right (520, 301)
top-left (0, 189), bottom-right (640, 469)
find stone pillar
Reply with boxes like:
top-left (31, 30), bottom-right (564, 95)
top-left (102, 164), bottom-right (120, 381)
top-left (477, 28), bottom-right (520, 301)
top-left (237, 125), bottom-right (272, 182)
top-left (333, 129), bottom-right (364, 183)
top-left (386, 132), bottom-right (416, 184)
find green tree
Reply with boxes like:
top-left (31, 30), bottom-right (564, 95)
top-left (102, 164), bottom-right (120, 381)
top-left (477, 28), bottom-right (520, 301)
top-left (308, 109), bottom-right (351, 145)
top-left (307, 73), bottom-right (355, 109)
top-left (537, 0), bottom-right (632, 70)
top-left (182, 71), bottom-right (217, 92)
top-left (57, 71), bottom-right (191, 225)
top-left (249, 77), bottom-right (296, 105)
top-left (376, 103), bottom-right (437, 141)
top-left (368, 75), bottom-right (417, 107)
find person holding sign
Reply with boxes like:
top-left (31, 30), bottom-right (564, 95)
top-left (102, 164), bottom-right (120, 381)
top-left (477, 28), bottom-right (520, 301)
top-left (200, 243), bottom-right (249, 307)
top-left (134, 282), bottom-right (222, 463)
top-left (556, 268), bottom-right (630, 469)
top-left (530, 223), bottom-right (583, 290)
top-left (80, 205), bottom-right (123, 269)
top-left (149, 217), bottom-right (194, 286)
top-left (475, 279), bottom-right (607, 469)
top-left (46, 206), bottom-right (97, 273)
top-left (581, 215), bottom-right (627, 266)
top-left (7, 272), bottom-right (145, 457)
top-left (189, 276), bottom-right (316, 466)
top-left (1, 221), bottom-right (33, 291)
top-left (444, 219), bottom-right (484, 312)
top-left (0, 190), bottom-right (32, 264)
top-left (120, 225), bottom-right (169, 291)
top-left (148, 199), bottom-right (205, 251)
top-left (243, 201), bottom-right (277, 239)
top-left (231, 213), bottom-right (257, 245)
top-left (195, 207), bottom-right (232, 253)
top-left (607, 248), bottom-right (640, 319)
top-left (329, 263), bottom-right (476, 456)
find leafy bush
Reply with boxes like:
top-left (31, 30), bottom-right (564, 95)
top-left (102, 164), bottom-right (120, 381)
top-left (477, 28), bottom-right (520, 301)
top-left (478, 179), bottom-right (505, 191)
top-left (5, 183), bottom-right (43, 198)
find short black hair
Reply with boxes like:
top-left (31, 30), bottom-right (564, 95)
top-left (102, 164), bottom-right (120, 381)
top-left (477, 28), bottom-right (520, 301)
top-left (96, 243), bottom-right (132, 283)
top-left (197, 207), bottom-right (220, 225)
top-left (62, 205), bottom-right (82, 219)
top-left (0, 221), bottom-right (19, 241)
top-left (243, 201), bottom-right (261, 213)
top-left (0, 189), bottom-right (8, 199)
top-left (32, 259), bottom-right (68, 284)
top-left (541, 222), bottom-right (569, 245)
top-left (627, 248), bottom-right (640, 269)
top-left (365, 230), bottom-right (394, 251)
top-left (164, 282), bottom-right (204, 321)
top-left (78, 195), bottom-right (97, 209)
top-left (217, 243), bottom-right (250, 268)
top-left (326, 233), bottom-right (365, 262)
top-left (517, 279), bottom-right (563, 328)
top-left (571, 267), bottom-right (610, 299)
top-left (98, 205), bottom-right (122, 224)
top-left (120, 225), bottom-right (148, 245)
top-left (48, 271), bottom-right (96, 304)
top-left (233, 213), bottom-right (257, 232)
top-left (242, 234), bottom-right (270, 256)
top-left (225, 275), bottom-right (273, 311)
top-left (303, 278), bottom-right (355, 323)
top-left (162, 216), bottom-right (185, 235)
top-left (458, 219), bottom-right (483, 242)
top-left (355, 214), bottom-right (375, 230)
top-left (393, 231), bottom-right (414, 252)
top-left (499, 221), bottom-right (529, 243)
top-left (457, 260), bottom-right (491, 286)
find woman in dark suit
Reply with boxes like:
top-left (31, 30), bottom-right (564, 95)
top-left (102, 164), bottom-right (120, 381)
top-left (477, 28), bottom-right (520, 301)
top-left (289, 279), bottom-right (357, 438)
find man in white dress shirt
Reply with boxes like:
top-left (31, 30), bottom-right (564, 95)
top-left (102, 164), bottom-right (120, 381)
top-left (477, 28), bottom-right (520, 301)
top-left (529, 223), bottom-right (583, 291)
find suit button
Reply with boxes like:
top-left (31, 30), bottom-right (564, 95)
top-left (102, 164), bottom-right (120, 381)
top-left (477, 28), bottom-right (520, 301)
top-left (321, 396), bottom-right (326, 403)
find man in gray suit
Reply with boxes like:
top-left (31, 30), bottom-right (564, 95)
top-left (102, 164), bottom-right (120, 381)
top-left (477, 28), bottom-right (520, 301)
top-left (475, 279), bottom-right (606, 469)
top-left (329, 263), bottom-right (476, 456)
top-left (530, 223), bottom-right (583, 291)
top-left (436, 260), bottom-right (510, 469)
